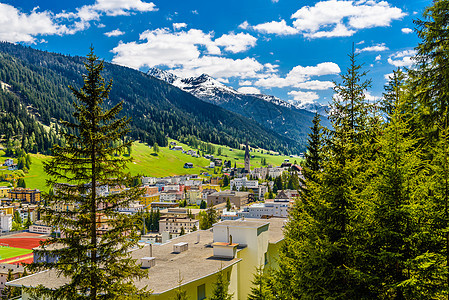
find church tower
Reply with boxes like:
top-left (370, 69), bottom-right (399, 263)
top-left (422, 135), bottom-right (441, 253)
top-left (244, 141), bottom-right (250, 173)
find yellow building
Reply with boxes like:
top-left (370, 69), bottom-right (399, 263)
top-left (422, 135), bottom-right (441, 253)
top-left (10, 218), bottom-right (285, 300)
top-left (0, 206), bottom-right (14, 216)
top-left (200, 184), bottom-right (221, 192)
top-left (139, 193), bottom-right (160, 207)
top-left (8, 188), bottom-right (41, 203)
top-left (0, 187), bottom-right (10, 199)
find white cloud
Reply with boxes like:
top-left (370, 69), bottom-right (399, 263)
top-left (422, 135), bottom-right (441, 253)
top-left (104, 29), bottom-right (124, 37)
top-left (296, 80), bottom-right (334, 90)
top-left (356, 43), bottom-right (388, 53)
top-left (356, 40), bottom-right (365, 45)
top-left (255, 62), bottom-right (340, 88)
top-left (375, 54), bottom-right (381, 61)
top-left (89, 0), bottom-right (157, 16)
top-left (271, 0), bottom-right (280, 3)
top-left (252, 19), bottom-right (298, 35)
top-left (305, 22), bottom-right (355, 38)
top-left (387, 49), bottom-right (416, 67)
top-left (239, 80), bottom-right (253, 86)
top-left (111, 28), bottom-right (264, 79)
top-left (191, 10), bottom-right (199, 14)
top-left (291, 0), bottom-right (406, 38)
top-left (173, 23), bottom-right (187, 30)
top-left (401, 27), bottom-right (413, 34)
top-left (384, 72), bottom-right (394, 81)
top-left (239, 21), bottom-right (250, 30)
top-left (364, 91), bottom-right (380, 102)
top-left (0, 4), bottom-right (64, 43)
top-left (288, 90), bottom-right (319, 105)
top-left (238, 86), bottom-right (261, 94)
top-left (0, 0), bottom-right (159, 43)
top-left (214, 33), bottom-right (257, 53)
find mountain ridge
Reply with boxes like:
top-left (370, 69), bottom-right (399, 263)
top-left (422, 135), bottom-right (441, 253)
top-left (148, 67), bottom-right (330, 143)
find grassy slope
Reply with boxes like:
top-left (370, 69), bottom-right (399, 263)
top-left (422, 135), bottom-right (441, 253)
top-left (0, 140), bottom-right (297, 191)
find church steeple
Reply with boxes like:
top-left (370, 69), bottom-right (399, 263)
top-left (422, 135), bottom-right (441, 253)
top-left (244, 141), bottom-right (250, 173)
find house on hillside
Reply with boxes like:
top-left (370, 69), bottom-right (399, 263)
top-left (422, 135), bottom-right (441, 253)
top-left (3, 159), bottom-right (13, 167)
top-left (184, 162), bottom-right (193, 169)
top-left (172, 146), bottom-right (183, 151)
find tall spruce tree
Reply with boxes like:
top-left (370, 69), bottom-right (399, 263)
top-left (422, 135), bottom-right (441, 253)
top-left (26, 48), bottom-right (149, 299)
top-left (361, 74), bottom-right (427, 298)
top-left (412, 0), bottom-right (449, 146)
top-left (276, 47), bottom-right (376, 299)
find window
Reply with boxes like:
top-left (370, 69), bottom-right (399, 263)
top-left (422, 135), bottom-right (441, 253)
top-left (197, 284), bottom-right (206, 300)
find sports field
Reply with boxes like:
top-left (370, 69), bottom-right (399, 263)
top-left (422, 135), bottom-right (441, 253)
top-left (0, 246), bottom-right (32, 261)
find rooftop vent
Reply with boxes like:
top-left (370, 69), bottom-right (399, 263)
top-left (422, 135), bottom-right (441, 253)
top-left (173, 242), bottom-right (188, 253)
top-left (141, 257), bottom-right (156, 269)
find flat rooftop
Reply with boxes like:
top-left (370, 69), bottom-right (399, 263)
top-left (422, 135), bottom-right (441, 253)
top-left (9, 218), bottom-right (285, 293)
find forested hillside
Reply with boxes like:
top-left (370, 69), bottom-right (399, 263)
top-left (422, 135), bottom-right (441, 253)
top-left (0, 42), bottom-right (302, 155)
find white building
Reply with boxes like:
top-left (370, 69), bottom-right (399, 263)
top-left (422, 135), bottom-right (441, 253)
top-left (237, 201), bottom-right (289, 219)
top-left (9, 218), bottom-right (286, 300)
top-left (159, 217), bottom-right (199, 234)
top-left (230, 177), bottom-right (259, 190)
top-left (0, 215), bottom-right (12, 232)
top-left (268, 167), bottom-right (284, 178)
top-left (160, 191), bottom-right (183, 203)
top-left (29, 222), bottom-right (52, 234)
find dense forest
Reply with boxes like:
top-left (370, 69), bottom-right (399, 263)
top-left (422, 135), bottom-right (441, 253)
top-left (0, 43), bottom-right (303, 155)
top-left (246, 2), bottom-right (449, 299)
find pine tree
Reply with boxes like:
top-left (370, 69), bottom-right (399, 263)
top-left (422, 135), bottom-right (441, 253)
top-left (179, 226), bottom-right (185, 236)
top-left (248, 267), bottom-right (276, 300)
top-left (362, 77), bottom-right (427, 298)
top-left (24, 213), bottom-right (32, 229)
top-left (226, 198), bottom-right (231, 211)
top-left (210, 268), bottom-right (233, 300)
top-left (26, 48), bottom-right (149, 299)
top-left (412, 0), bottom-right (449, 146)
top-left (276, 47), bottom-right (376, 299)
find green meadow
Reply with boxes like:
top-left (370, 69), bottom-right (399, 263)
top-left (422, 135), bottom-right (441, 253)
top-left (0, 139), bottom-right (299, 191)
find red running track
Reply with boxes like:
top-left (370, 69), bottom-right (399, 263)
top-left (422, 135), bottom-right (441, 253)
top-left (0, 238), bottom-right (46, 250)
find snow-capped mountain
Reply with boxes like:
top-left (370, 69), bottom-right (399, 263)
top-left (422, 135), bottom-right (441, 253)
top-left (148, 67), bottom-right (329, 144)
top-left (148, 68), bottom-right (293, 108)
top-left (296, 102), bottom-right (329, 116)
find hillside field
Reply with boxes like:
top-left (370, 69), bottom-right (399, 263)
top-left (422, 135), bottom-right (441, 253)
top-left (0, 140), bottom-right (298, 191)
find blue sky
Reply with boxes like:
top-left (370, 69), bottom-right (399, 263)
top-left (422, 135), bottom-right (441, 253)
top-left (0, 0), bottom-right (429, 106)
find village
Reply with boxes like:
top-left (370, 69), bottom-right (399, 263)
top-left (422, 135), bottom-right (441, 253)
top-left (0, 141), bottom-right (303, 298)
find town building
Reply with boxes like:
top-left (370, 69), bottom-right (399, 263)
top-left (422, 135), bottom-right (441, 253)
top-left (8, 188), bottom-right (41, 204)
top-left (8, 218), bottom-right (285, 300)
top-left (0, 187), bottom-right (10, 200)
top-left (230, 177), bottom-right (258, 190)
top-left (0, 214), bottom-right (12, 232)
top-left (237, 201), bottom-right (289, 219)
top-left (0, 263), bottom-right (24, 295)
top-left (207, 191), bottom-right (251, 208)
top-left (159, 217), bottom-right (199, 234)
top-left (29, 221), bottom-right (52, 235)
top-left (3, 159), bottom-right (13, 167)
